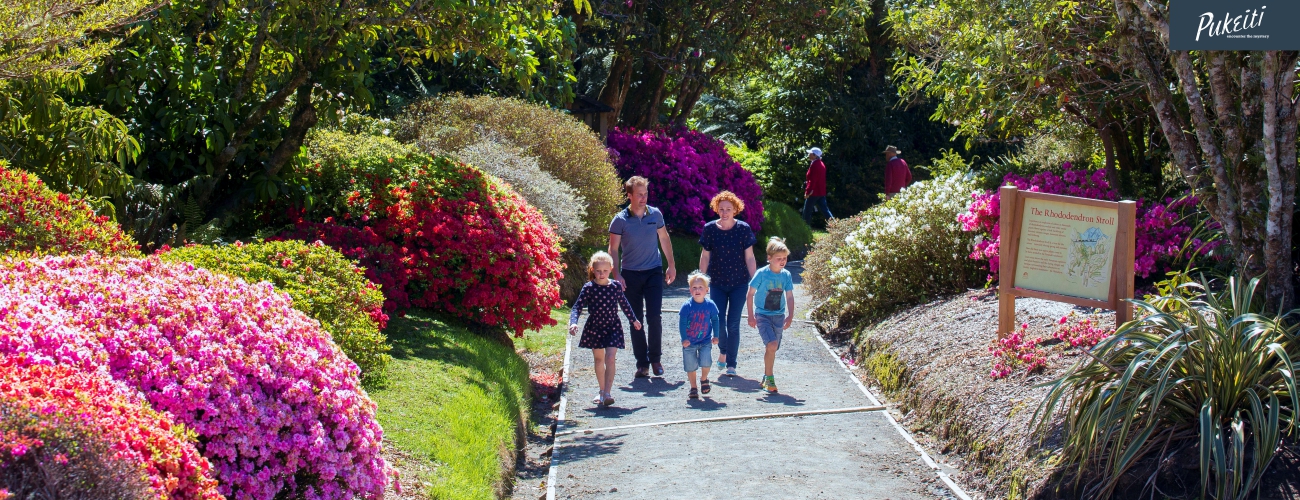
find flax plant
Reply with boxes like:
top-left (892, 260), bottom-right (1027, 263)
top-left (1035, 275), bottom-right (1299, 499)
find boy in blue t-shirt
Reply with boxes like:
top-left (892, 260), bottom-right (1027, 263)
top-left (746, 238), bottom-right (795, 393)
top-left (679, 270), bottom-right (720, 400)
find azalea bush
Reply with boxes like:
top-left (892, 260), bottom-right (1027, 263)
top-left (0, 361), bottom-right (222, 500)
top-left (0, 254), bottom-right (391, 499)
top-left (161, 240), bottom-right (391, 385)
top-left (958, 163), bottom-right (1199, 281)
top-left (805, 174), bottom-right (983, 322)
top-left (989, 323), bottom-right (1047, 379)
top-left (282, 130), bottom-right (564, 335)
top-left (0, 162), bottom-right (138, 257)
top-left (1, 400), bottom-right (156, 500)
top-left (606, 127), bottom-right (764, 235)
top-left (396, 95), bottom-right (623, 245)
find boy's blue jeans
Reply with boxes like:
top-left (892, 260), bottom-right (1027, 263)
top-left (710, 283), bottom-right (747, 368)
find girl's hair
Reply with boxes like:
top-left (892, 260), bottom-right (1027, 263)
top-left (766, 237), bottom-right (790, 257)
top-left (587, 251), bottom-right (615, 281)
top-left (624, 176), bottom-right (649, 194)
top-left (687, 270), bottom-right (711, 287)
top-left (709, 191), bottom-right (745, 215)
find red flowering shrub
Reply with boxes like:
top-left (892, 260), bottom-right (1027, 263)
top-left (0, 361), bottom-right (222, 500)
top-left (0, 255), bottom-right (391, 499)
top-left (606, 127), bottom-right (764, 235)
top-left (281, 130), bottom-right (564, 335)
top-left (0, 163), bottom-right (139, 256)
top-left (161, 240), bottom-right (392, 385)
top-left (989, 323), bottom-right (1047, 379)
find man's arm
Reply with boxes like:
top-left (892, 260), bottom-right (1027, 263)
top-left (657, 226), bottom-right (676, 284)
top-left (608, 233), bottom-right (622, 283)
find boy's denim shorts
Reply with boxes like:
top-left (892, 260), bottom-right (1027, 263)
top-left (756, 314), bottom-right (784, 347)
top-left (682, 343), bottom-right (713, 372)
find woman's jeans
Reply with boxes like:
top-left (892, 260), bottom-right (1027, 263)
top-left (710, 283), bottom-right (748, 368)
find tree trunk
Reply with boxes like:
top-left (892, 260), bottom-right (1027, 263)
top-left (1261, 50), bottom-right (1299, 310)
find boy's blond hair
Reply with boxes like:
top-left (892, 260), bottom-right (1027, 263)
top-left (587, 251), bottom-right (615, 281)
top-left (765, 237), bottom-right (790, 258)
top-left (687, 270), bottom-right (711, 287)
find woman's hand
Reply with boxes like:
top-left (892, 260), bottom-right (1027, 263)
top-left (568, 324), bottom-right (579, 336)
top-left (632, 320), bottom-right (642, 331)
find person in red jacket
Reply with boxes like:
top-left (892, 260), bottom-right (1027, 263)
top-left (802, 147), bottom-right (833, 224)
top-left (882, 145), bottom-right (913, 200)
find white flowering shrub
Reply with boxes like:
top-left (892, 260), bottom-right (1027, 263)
top-left (452, 136), bottom-right (588, 243)
top-left (805, 174), bottom-right (984, 322)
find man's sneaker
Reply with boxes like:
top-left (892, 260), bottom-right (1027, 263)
top-left (725, 367), bottom-right (737, 377)
top-left (634, 367), bottom-right (650, 378)
top-left (652, 362), bottom-right (665, 376)
top-left (688, 387), bottom-right (699, 400)
top-left (762, 376), bottom-right (779, 393)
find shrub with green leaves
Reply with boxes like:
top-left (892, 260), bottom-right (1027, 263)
top-left (756, 200), bottom-right (813, 262)
top-left (395, 94), bottom-right (622, 245)
top-left (804, 174), bottom-right (983, 322)
top-left (1036, 275), bottom-right (1299, 499)
top-left (450, 135), bottom-right (587, 243)
top-left (161, 240), bottom-right (391, 384)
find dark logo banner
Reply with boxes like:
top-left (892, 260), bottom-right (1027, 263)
top-left (1170, 2), bottom-right (1300, 50)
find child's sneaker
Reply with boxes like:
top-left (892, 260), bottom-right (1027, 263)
top-left (761, 376), bottom-right (778, 393)
top-left (715, 360), bottom-right (726, 370)
top-left (688, 387), bottom-right (699, 400)
top-left (725, 367), bottom-right (737, 377)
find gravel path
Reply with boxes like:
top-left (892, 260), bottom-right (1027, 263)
top-left (548, 264), bottom-right (958, 499)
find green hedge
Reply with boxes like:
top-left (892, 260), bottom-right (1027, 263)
top-left (162, 240), bottom-right (392, 385)
top-left (756, 200), bottom-right (814, 263)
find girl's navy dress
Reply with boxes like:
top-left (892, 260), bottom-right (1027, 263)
top-left (570, 281), bottom-right (639, 349)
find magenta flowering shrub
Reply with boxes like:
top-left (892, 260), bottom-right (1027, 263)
top-left (606, 127), bottom-right (764, 235)
top-left (0, 255), bottom-right (390, 500)
top-left (958, 163), bottom-right (1198, 280)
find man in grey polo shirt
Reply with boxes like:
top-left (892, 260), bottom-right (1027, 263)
top-left (609, 176), bottom-right (677, 378)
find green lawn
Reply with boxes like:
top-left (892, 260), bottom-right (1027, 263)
top-left (518, 307), bottom-right (571, 360)
top-left (370, 311), bottom-right (530, 500)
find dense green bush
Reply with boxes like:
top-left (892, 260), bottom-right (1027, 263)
top-left (756, 201), bottom-right (813, 262)
top-left (395, 95), bottom-right (622, 245)
top-left (804, 174), bottom-right (983, 322)
top-left (162, 240), bottom-right (392, 385)
top-left (0, 162), bottom-right (139, 257)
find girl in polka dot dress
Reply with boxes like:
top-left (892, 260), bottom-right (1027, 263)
top-left (570, 251), bottom-right (642, 407)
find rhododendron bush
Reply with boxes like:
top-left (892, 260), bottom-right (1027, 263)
top-left (0, 163), bottom-right (138, 257)
top-left (282, 130), bottom-right (563, 335)
top-left (0, 255), bottom-right (390, 499)
top-left (161, 240), bottom-right (391, 385)
top-left (958, 163), bottom-right (1199, 281)
top-left (0, 361), bottom-right (222, 500)
top-left (606, 128), bottom-right (764, 235)
top-left (804, 174), bottom-right (984, 322)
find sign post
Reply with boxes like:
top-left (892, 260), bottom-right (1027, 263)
top-left (997, 186), bottom-right (1136, 337)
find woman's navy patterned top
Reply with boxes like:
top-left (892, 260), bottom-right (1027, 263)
top-left (699, 219), bottom-right (757, 287)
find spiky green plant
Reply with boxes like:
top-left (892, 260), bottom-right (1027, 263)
top-left (1035, 275), bottom-right (1299, 499)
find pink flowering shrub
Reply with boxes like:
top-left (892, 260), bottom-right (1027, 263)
top-left (958, 163), bottom-right (1198, 281)
top-left (606, 127), bottom-right (764, 235)
top-left (1052, 312), bottom-right (1115, 348)
top-left (989, 323), bottom-right (1047, 379)
top-left (0, 254), bottom-right (390, 500)
top-left (0, 360), bottom-right (222, 500)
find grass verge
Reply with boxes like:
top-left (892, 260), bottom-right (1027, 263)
top-left (371, 310), bottom-right (531, 500)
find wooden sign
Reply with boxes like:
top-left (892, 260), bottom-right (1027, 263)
top-left (998, 186), bottom-right (1136, 336)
